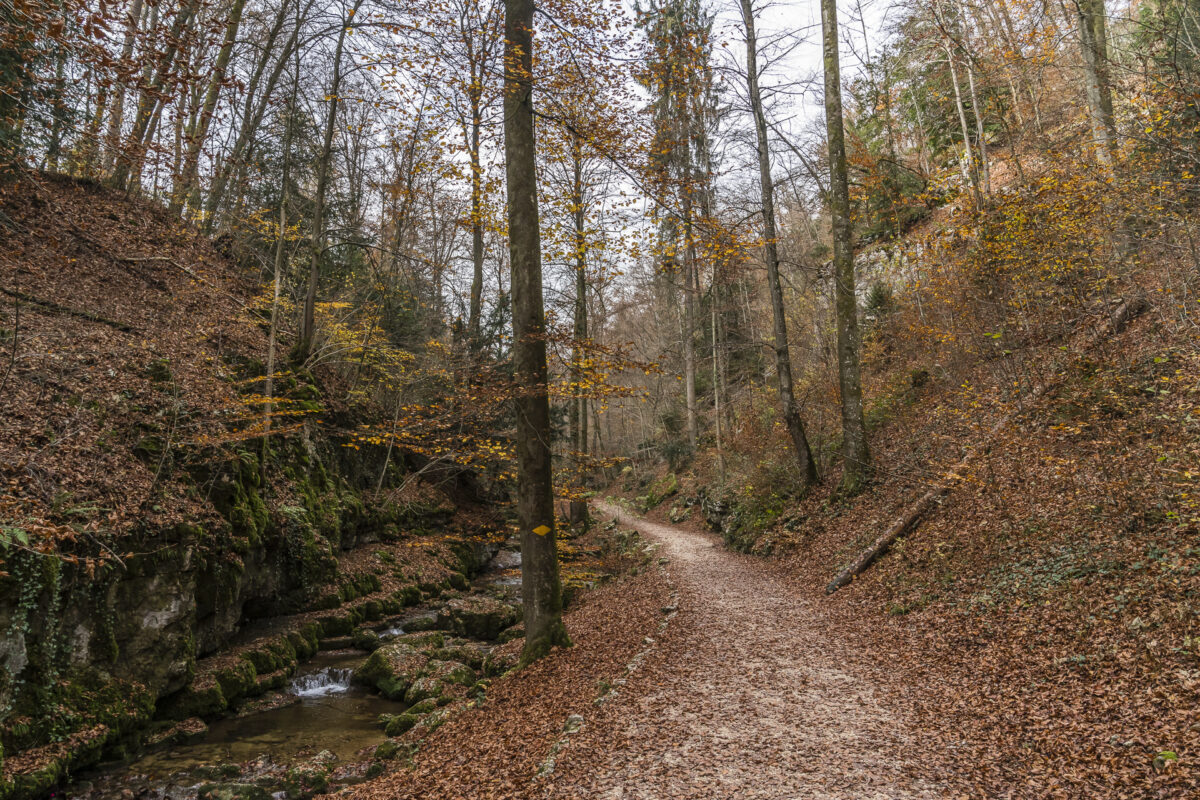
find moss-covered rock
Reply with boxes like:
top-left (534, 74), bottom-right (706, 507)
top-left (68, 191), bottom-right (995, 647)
top-left (407, 698), bottom-right (438, 715)
top-left (482, 648), bottom-right (519, 678)
top-left (353, 642), bottom-right (429, 701)
top-left (436, 596), bottom-right (518, 641)
top-left (373, 741), bottom-right (400, 761)
top-left (402, 675), bottom-right (444, 705)
top-left (382, 713), bottom-right (420, 736)
top-left (197, 784), bottom-right (271, 800)
top-left (393, 585), bottom-right (421, 607)
top-left (283, 750), bottom-right (336, 798)
top-left (158, 677), bottom-right (226, 720)
top-left (392, 631), bottom-right (444, 650)
top-left (352, 628), bottom-right (382, 651)
top-left (429, 642), bottom-right (490, 670)
top-left (423, 659), bottom-right (476, 687)
top-left (214, 659), bottom-right (257, 704)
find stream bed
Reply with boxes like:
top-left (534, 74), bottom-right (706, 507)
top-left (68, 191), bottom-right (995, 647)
top-left (68, 652), bottom-right (407, 800)
top-left (64, 548), bottom-right (525, 800)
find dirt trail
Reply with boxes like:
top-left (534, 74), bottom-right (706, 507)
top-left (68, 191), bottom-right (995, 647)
top-left (547, 503), bottom-right (938, 799)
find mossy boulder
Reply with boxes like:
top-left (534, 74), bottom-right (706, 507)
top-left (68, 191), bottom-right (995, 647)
top-left (401, 613), bottom-right (440, 632)
top-left (482, 648), bottom-right (519, 678)
top-left (424, 659), bottom-right (476, 687)
top-left (353, 642), bottom-right (429, 700)
top-left (436, 596), bottom-right (518, 641)
top-left (407, 698), bottom-right (438, 715)
top-left (283, 750), bottom-right (336, 799)
top-left (403, 660), bottom-right (474, 705)
top-left (392, 631), bottom-right (444, 649)
top-left (158, 677), bottom-right (226, 720)
top-left (352, 628), bottom-right (382, 651)
top-left (394, 585), bottom-right (421, 606)
top-left (373, 741), bottom-right (400, 761)
top-left (430, 642), bottom-right (490, 670)
top-left (214, 659), bottom-right (257, 704)
top-left (402, 675), bottom-right (444, 705)
top-left (197, 784), bottom-right (271, 800)
top-left (381, 713), bottom-right (420, 736)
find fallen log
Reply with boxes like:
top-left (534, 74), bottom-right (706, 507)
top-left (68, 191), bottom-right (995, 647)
top-left (826, 294), bottom-right (1150, 594)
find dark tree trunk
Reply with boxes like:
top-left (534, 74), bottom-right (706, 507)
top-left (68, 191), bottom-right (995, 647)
top-left (741, 0), bottom-right (818, 486)
top-left (568, 136), bottom-right (589, 526)
top-left (503, 0), bottom-right (569, 664)
top-left (467, 81), bottom-right (485, 346)
top-left (300, 0), bottom-right (363, 359)
top-left (822, 0), bottom-right (871, 494)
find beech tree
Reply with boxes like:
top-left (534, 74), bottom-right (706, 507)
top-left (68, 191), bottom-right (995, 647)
top-left (503, 0), bottom-right (569, 664)
top-left (739, 0), bottom-right (818, 486)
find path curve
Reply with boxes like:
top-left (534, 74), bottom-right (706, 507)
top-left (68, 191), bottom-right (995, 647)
top-left (548, 503), bottom-right (938, 799)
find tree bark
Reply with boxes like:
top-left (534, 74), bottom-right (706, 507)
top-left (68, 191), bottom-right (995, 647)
top-left (174, 0), bottom-right (248, 216)
top-left (111, 0), bottom-right (200, 191)
top-left (300, 0), bottom-right (363, 359)
top-left (741, 0), bottom-right (818, 486)
top-left (204, 0), bottom-right (302, 231)
top-left (680, 104), bottom-right (698, 451)
top-left (1074, 0), bottom-right (1117, 165)
top-left (466, 76), bottom-right (486, 346)
top-left (568, 136), bottom-right (589, 525)
top-left (101, 0), bottom-right (145, 175)
top-left (822, 0), bottom-right (871, 494)
top-left (503, 0), bottom-right (569, 664)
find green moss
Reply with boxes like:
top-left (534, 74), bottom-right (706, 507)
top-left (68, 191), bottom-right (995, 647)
top-left (383, 713), bottom-right (419, 736)
top-left (373, 741), bottom-right (400, 761)
top-left (394, 585), bottom-right (421, 606)
top-left (353, 628), bottom-right (382, 651)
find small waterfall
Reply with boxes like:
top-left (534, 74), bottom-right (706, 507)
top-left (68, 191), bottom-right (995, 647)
top-left (290, 667), bottom-right (353, 697)
top-left (378, 625), bottom-right (405, 639)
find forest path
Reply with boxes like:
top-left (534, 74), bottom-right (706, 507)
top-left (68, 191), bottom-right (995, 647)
top-left (547, 503), bottom-right (938, 800)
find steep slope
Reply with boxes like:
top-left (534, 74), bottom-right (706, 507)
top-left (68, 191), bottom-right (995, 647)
top-left (628, 168), bottom-right (1200, 794)
top-left (0, 172), bottom-right (496, 799)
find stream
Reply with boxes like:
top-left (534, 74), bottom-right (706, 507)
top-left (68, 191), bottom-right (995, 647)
top-left (65, 548), bottom-right (524, 800)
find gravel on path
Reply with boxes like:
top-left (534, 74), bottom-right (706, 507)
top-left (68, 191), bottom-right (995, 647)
top-left (545, 503), bottom-right (940, 800)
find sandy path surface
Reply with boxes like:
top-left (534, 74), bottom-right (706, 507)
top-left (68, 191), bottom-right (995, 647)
top-left (546, 503), bottom-right (939, 799)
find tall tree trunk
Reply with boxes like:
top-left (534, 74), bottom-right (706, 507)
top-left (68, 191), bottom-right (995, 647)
top-left (300, 0), bottom-right (363, 359)
top-left (944, 40), bottom-right (982, 208)
top-left (1075, 0), bottom-right (1117, 165)
top-left (174, 0), bottom-right (248, 216)
top-left (958, 0), bottom-right (990, 195)
top-left (102, 0), bottom-right (145, 175)
top-left (204, 0), bottom-right (300, 231)
top-left (741, 0), bottom-right (818, 486)
top-left (568, 136), bottom-right (589, 526)
top-left (680, 106), bottom-right (698, 451)
top-left (264, 64), bottom-right (298, 470)
top-left (503, 0), bottom-right (568, 664)
top-left (822, 0), bottom-right (871, 494)
top-left (112, 0), bottom-right (200, 191)
top-left (466, 78), bottom-right (486, 346)
top-left (712, 289), bottom-right (725, 484)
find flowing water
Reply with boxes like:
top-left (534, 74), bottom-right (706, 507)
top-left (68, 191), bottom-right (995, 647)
top-left (67, 548), bottom-right (524, 800)
top-left (70, 653), bottom-right (405, 797)
top-left (289, 666), bottom-right (354, 698)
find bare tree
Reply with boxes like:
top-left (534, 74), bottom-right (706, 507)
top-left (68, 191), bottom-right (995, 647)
top-left (822, 0), bottom-right (870, 494)
top-left (739, 0), bottom-right (818, 486)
